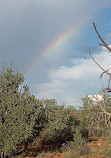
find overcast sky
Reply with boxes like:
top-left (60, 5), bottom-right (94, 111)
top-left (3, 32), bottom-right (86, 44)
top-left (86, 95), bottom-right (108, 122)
top-left (1, 0), bottom-right (111, 107)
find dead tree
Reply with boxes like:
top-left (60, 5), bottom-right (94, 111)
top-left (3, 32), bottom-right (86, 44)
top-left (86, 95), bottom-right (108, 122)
top-left (89, 22), bottom-right (111, 126)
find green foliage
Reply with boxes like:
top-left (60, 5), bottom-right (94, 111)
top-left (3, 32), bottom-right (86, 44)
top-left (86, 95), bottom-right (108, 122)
top-left (61, 128), bottom-right (90, 157)
top-left (2, 66), bottom-right (109, 157)
top-left (73, 129), bottom-right (90, 156)
top-left (0, 67), bottom-right (41, 154)
top-left (0, 67), bottom-right (24, 94)
top-left (0, 66), bottom-right (82, 157)
top-left (36, 100), bottom-right (80, 146)
top-left (81, 96), bottom-right (109, 137)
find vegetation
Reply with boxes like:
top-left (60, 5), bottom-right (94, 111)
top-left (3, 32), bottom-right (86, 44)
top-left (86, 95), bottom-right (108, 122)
top-left (0, 66), bottom-right (81, 157)
top-left (1, 22), bottom-right (111, 158)
top-left (0, 67), bottom-right (42, 156)
top-left (1, 66), bottom-right (111, 158)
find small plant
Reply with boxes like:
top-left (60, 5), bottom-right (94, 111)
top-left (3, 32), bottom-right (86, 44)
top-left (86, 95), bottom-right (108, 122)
top-left (61, 141), bottom-right (75, 152)
top-left (73, 129), bottom-right (90, 156)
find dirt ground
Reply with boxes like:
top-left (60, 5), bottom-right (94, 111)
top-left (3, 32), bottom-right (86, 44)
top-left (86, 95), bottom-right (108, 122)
top-left (14, 137), bottom-right (111, 158)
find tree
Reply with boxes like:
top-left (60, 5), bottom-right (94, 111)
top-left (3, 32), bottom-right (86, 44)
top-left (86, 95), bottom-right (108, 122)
top-left (89, 22), bottom-right (111, 127)
top-left (81, 95), bottom-right (111, 137)
top-left (0, 67), bottom-right (39, 157)
top-left (31, 99), bottom-right (80, 149)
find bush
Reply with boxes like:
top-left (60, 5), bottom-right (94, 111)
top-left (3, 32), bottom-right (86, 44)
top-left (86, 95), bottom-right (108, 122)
top-left (38, 101), bottom-right (80, 146)
top-left (0, 67), bottom-right (37, 155)
top-left (73, 129), bottom-right (90, 156)
top-left (29, 101), bottom-right (80, 150)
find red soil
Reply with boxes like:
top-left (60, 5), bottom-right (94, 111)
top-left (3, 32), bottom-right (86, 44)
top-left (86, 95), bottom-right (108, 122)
top-left (14, 137), bottom-right (110, 158)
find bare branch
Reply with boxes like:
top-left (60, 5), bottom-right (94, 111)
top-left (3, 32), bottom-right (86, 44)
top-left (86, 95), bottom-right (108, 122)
top-left (99, 72), bottom-right (106, 79)
top-left (98, 102), bottom-right (111, 117)
top-left (93, 96), bottom-right (111, 117)
top-left (88, 22), bottom-right (111, 123)
top-left (108, 78), bottom-right (111, 88)
top-left (93, 22), bottom-right (111, 52)
top-left (99, 43), bottom-right (104, 47)
top-left (103, 88), bottom-right (111, 93)
top-left (89, 49), bottom-right (111, 92)
top-left (89, 49), bottom-right (111, 77)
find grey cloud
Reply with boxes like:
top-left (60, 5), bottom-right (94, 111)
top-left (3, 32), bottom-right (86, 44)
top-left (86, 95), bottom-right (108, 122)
top-left (0, 0), bottom-right (111, 104)
top-left (0, 1), bottom-right (110, 64)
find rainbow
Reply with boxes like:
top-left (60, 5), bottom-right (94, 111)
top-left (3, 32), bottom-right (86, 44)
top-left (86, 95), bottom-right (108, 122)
top-left (24, 20), bottom-right (85, 75)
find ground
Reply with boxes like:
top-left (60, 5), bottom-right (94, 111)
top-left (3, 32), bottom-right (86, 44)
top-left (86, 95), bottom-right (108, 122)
top-left (13, 137), bottom-right (111, 158)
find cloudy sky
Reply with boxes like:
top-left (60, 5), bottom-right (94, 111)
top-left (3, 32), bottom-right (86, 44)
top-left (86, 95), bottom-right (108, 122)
top-left (1, 0), bottom-right (111, 107)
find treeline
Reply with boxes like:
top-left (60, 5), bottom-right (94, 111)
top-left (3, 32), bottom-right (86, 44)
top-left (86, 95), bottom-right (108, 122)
top-left (0, 67), bottom-right (111, 157)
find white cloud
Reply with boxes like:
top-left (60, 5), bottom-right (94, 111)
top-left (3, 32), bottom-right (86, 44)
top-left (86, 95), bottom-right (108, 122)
top-left (36, 48), bottom-right (111, 107)
top-left (88, 94), bottom-right (103, 102)
top-left (50, 50), bottom-right (111, 81)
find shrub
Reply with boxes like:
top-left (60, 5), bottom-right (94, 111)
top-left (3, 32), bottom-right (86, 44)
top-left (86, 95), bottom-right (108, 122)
top-left (38, 101), bottom-right (80, 147)
top-left (73, 129), bottom-right (90, 156)
top-left (0, 67), bottom-right (48, 157)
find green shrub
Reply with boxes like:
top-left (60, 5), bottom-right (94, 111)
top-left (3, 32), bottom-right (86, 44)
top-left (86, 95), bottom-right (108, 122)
top-left (38, 101), bottom-right (80, 146)
top-left (73, 129), bottom-right (90, 156)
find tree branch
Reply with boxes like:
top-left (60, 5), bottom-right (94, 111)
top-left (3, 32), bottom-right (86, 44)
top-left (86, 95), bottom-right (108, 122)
top-left (89, 49), bottom-right (111, 77)
top-left (93, 22), bottom-right (111, 52)
top-left (93, 96), bottom-right (111, 117)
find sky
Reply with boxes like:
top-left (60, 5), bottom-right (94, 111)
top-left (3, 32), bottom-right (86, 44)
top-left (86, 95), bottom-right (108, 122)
top-left (1, 0), bottom-right (111, 107)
